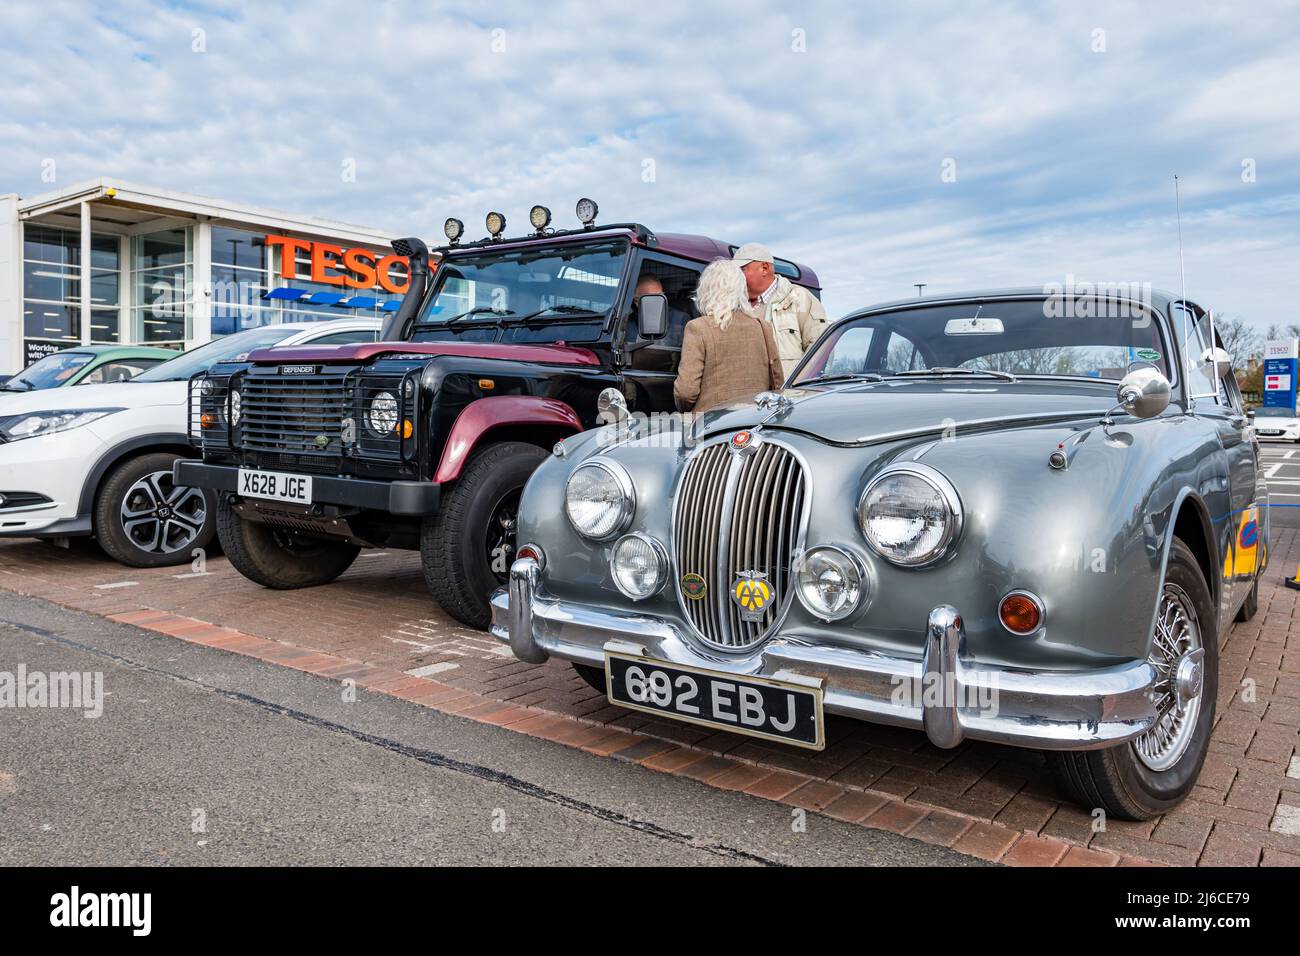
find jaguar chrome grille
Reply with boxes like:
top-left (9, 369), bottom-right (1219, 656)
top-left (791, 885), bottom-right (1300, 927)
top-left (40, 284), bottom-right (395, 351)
top-left (674, 439), bottom-right (807, 650)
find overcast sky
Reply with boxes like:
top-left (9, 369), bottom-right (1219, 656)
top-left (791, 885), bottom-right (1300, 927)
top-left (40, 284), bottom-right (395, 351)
top-left (2, 0), bottom-right (1298, 333)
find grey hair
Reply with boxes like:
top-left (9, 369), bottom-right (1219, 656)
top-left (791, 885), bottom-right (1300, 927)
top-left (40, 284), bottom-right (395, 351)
top-left (692, 258), bottom-right (749, 330)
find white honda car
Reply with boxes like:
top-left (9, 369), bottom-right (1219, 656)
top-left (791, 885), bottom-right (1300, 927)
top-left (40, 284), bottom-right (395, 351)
top-left (0, 318), bottom-right (379, 567)
top-left (1251, 405), bottom-right (1300, 442)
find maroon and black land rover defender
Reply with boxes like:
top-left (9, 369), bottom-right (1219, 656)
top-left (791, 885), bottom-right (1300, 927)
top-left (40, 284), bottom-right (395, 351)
top-left (179, 201), bottom-right (821, 628)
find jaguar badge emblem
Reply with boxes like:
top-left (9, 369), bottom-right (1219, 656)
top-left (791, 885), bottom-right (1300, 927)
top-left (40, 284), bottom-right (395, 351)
top-left (731, 571), bottom-right (773, 622)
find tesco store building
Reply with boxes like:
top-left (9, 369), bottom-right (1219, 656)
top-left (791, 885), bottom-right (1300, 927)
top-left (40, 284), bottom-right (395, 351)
top-left (0, 178), bottom-right (409, 374)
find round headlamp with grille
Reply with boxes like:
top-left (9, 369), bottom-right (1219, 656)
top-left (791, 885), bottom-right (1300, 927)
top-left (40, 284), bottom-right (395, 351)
top-left (366, 391), bottom-right (399, 437)
top-left (858, 464), bottom-right (962, 567)
top-left (565, 459), bottom-right (635, 541)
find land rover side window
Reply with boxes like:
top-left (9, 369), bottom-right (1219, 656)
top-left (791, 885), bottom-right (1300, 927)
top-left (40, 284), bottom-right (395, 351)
top-left (626, 260), bottom-right (701, 372)
top-left (795, 299), bottom-right (1173, 385)
top-left (416, 241), bottom-right (626, 344)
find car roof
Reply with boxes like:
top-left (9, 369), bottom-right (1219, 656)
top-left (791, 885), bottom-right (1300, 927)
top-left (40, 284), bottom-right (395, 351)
top-left (276, 317), bottom-right (382, 343)
top-left (844, 286), bottom-right (1193, 319)
top-left (439, 228), bottom-right (821, 290)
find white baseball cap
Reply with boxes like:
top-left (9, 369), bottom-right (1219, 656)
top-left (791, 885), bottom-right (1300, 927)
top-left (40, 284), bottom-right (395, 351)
top-left (732, 242), bottom-right (774, 267)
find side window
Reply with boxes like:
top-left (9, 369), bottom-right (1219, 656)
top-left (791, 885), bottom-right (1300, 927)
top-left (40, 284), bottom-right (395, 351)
top-left (80, 360), bottom-right (162, 384)
top-left (310, 329), bottom-right (379, 345)
top-left (822, 327), bottom-right (876, 375)
top-left (1178, 307), bottom-right (1224, 404)
top-left (884, 331), bottom-right (927, 372)
top-left (628, 260), bottom-right (702, 372)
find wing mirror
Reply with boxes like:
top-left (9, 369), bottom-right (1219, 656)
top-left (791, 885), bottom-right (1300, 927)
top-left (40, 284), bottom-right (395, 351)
top-left (597, 387), bottom-right (629, 424)
top-left (1201, 346), bottom-right (1233, 380)
top-left (1116, 366), bottom-right (1172, 419)
top-left (637, 293), bottom-right (668, 340)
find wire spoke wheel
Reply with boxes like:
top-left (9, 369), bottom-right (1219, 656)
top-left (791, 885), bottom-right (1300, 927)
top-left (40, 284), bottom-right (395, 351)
top-left (1132, 582), bottom-right (1204, 772)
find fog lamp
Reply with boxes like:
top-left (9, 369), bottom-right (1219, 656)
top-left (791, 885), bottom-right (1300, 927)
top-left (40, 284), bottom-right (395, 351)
top-left (444, 218), bottom-right (464, 243)
top-left (795, 546), bottom-right (865, 621)
top-left (610, 533), bottom-right (667, 600)
top-left (529, 205), bottom-right (551, 232)
top-left (485, 211), bottom-right (507, 237)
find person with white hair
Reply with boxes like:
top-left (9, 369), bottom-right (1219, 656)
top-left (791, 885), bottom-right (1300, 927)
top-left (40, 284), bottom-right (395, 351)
top-left (673, 259), bottom-right (783, 414)
top-left (733, 242), bottom-right (827, 379)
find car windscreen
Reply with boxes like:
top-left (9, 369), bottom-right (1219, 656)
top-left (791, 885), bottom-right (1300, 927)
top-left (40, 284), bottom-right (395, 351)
top-left (1255, 407), bottom-right (1294, 418)
top-left (411, 240), bottom-right (626, 344)
top-left (4, 351), bottom-right (95, 390)
top-left (795, 298), bottom-right (1172, 384)
top-left (133, 326), bottom-right (298, 382)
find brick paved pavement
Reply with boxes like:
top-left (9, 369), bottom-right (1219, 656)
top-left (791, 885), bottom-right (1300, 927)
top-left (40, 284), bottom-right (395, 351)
top-left (1, 529), bottom-right (1297, 866)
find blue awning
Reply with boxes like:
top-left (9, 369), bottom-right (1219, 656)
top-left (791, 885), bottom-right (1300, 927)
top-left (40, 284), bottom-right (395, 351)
top-left (263, 287), bottom-right (310, 301)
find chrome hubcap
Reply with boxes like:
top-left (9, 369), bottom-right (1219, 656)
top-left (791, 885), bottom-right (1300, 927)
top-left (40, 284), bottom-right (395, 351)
top-left (120, 471), bottom-right (207, 555)
top-left (1133, 583), bottom-right (1203, 772)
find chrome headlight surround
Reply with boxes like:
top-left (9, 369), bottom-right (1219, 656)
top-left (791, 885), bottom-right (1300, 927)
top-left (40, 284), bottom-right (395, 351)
top-left (857, 463), bottom-right (963, 567)
top-left (609, 532), bottom-right (668, 600)
top-left (795, 545), bottom-right (868, 622)
top-left (564, 457), bottom-right (635, 541)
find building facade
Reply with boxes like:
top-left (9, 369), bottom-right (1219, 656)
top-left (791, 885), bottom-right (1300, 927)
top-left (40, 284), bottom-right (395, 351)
top-left (0, 178), bottom-right (408, 373)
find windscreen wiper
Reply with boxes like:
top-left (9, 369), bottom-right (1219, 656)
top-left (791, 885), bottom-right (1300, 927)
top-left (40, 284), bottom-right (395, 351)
top-left (444, 306), bottom-right (515, 326)
top-left (796, 372), bottom-right (885, 386)
top-left (892, 366), bottom-right (1019, 383)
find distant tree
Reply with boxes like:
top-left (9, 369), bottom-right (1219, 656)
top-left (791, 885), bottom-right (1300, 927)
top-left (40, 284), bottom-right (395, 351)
top-left (1213, 315), bottom-right (1262, 362)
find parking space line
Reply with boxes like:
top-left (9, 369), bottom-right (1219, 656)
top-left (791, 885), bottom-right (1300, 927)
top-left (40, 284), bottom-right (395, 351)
top-left (93, 581), bottom-right (139, 590)
top-left (1266, 464), bottom-right (1283, 477)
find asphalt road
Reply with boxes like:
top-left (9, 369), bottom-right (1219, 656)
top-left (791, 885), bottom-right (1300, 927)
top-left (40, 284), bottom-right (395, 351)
top-left (0, 591), bottom-right (978, 867)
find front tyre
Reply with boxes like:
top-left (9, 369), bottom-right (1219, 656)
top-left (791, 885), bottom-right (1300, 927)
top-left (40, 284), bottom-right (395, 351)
top-left (216, 497), bottom-right (360, 588)
top-left (1050, 538), bottom-right (1218, 821)
top-left (94, 452), bottom-right (216, 568)
top-left (422, 441), bottom-right (549, 630)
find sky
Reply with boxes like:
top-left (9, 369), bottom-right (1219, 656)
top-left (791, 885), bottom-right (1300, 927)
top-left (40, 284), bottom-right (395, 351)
top-left (2, 0), bottom-right (1298, 336)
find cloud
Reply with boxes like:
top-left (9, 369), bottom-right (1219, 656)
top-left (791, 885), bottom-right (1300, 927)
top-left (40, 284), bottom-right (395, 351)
top-left (2, 0), bottom-right (1298, 335)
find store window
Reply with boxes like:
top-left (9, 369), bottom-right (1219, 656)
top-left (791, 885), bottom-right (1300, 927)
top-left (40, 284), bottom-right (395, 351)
top-left (132, 227), bottom-right (193, 345)
top-left (211, 226), bottom-right (279, 335)
top-left (22, 224), bottom-right (121, 345)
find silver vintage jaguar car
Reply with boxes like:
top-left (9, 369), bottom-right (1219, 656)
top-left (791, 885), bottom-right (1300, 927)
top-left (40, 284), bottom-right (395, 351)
top-left (491, 288), bottom-right (1266, 819)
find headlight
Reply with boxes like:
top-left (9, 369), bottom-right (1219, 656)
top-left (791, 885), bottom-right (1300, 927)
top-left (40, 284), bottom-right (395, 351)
top-left (0, 408), bottom-right (123, 442)
top-left (221, 389), bottom-right (242, 426)
top-left (565, 459), bottom-right (635, 540)
top-left (366, 391), bottom-right (399, 436)
top-left (858, 465), bottom-right (962, 567)
top-left (610, 533), bottom-right (667, 600)
top-left (796, 546), bottom-right (865, 621)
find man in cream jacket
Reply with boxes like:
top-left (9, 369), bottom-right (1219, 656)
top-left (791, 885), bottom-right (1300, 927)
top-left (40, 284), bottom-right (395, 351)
top-left (733, 242), bottom-right (827, 380)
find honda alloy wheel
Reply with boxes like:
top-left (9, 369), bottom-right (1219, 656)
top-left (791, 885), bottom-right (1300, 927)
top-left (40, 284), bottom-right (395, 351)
top-left (120, 471), bottom-right (209, 556)
top-left (94, 452), bottom-right (218, 569)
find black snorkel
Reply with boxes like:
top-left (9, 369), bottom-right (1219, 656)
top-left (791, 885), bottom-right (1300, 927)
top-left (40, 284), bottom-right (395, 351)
top-left (379, 236), bottom-right (432, 342)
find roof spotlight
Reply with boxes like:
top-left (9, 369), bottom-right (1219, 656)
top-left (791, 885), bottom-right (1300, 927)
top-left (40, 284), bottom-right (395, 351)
top-left (575, 197), bottom-right (599, 228)
top-left (443, 218), bottom-right (464, 244)
top-left (485, 211), bottom-right (507, 238)
top-left (529, 205), bottom-right (552, 233)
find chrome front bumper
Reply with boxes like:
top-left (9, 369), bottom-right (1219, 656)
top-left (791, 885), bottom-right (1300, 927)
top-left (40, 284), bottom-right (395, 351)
top-left (491, 557), bottom-right (1158, 752)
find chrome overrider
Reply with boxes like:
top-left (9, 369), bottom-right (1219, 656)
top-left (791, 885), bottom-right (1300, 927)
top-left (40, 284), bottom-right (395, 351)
top-left (492, 556), bottom-right (1159, 751)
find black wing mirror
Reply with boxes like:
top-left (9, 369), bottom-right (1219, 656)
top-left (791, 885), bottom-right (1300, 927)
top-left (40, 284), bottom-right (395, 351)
top-left (637, 293), bottom-right (668, 340)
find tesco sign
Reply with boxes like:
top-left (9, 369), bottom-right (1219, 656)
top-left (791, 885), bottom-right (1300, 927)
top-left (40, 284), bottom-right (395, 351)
top-left (263, 236), bottom-right (434, 295)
